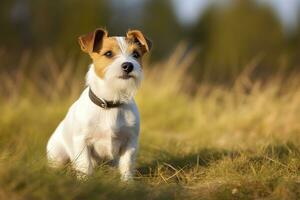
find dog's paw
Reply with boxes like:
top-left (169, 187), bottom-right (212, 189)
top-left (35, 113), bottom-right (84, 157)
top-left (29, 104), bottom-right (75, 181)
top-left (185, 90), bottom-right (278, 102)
top-left (121, 172), bottom-right (133, 182)
top-left (76, 172), bottom-right (89, 181)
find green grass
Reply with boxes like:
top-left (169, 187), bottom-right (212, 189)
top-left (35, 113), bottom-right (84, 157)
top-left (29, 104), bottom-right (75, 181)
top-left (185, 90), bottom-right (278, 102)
top-left (0, 48), bottom-right (300, 199)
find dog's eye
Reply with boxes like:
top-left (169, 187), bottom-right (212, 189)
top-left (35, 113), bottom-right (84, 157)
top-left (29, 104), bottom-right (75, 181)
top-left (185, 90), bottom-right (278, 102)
top-left (103, 51), bottom-right (113, 58)
top-left (132, 50), bottom-right (140, 59)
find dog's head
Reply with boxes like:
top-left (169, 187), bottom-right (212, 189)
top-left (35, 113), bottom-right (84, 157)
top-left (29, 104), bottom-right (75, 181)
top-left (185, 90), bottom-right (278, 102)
top-left (79, 28), bottom-right (151, 101)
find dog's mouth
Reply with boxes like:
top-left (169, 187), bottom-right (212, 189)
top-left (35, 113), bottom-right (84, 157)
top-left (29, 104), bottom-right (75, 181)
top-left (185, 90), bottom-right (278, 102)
top-left (118, 74), bottom-right (134, 80)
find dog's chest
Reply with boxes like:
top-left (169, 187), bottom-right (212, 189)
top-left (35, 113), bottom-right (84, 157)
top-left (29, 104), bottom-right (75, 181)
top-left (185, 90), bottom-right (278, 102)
top-left (86, 107), bottom-right (137, 159)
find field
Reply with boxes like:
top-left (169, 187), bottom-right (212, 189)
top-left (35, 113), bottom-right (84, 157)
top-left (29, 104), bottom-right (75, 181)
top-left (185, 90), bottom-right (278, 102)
top-left (0, 47), bottom-right (300, 200)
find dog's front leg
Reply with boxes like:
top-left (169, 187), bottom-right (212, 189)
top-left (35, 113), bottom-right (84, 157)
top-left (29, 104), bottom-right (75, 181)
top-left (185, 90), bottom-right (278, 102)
top-left (118, 138), bottom-right (138, 181)
top-left (73, 135), bottom-right (93, 178)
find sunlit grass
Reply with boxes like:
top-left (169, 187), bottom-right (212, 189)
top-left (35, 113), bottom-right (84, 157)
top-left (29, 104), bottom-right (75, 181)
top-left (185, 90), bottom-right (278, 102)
top-left (0, 46), bottom-right (299, 199)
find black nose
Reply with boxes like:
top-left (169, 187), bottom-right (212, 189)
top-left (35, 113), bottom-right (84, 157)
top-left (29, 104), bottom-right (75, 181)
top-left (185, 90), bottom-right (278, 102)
top-left (121, 62), bottom-right (134, 73)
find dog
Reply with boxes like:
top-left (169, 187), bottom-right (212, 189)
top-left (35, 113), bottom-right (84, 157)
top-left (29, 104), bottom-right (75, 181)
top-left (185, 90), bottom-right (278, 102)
top-left (46, 28), bottom-right (151, 181)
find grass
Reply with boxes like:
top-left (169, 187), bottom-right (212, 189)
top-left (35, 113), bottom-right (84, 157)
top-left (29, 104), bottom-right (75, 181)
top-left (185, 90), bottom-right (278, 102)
top-left (0, 46), bottom-right (300, 199)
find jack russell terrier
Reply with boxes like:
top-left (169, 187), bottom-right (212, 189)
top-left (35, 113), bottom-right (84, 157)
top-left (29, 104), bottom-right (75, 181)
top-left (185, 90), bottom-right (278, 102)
top-left (46, 28), bottom-right (152, 181)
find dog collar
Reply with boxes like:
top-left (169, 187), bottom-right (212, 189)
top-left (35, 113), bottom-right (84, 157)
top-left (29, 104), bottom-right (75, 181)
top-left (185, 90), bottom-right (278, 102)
top-left (88, 87), bottom-right (123, 109)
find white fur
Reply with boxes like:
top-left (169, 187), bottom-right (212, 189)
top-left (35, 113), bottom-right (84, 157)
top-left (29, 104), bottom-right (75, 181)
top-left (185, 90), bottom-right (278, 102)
top-left (116, 37), bottom-right (128, 54)
top-left (46, 39), bottom-right (143, 181)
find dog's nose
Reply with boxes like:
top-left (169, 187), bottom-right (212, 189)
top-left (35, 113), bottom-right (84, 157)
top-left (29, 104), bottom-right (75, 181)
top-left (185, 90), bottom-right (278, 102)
top-left (121, 62), bottom-right (134, 73)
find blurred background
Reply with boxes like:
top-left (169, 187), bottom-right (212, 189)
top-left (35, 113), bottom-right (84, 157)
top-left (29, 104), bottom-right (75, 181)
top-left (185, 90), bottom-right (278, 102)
top-left (1, 0), bottom-right (300, 83)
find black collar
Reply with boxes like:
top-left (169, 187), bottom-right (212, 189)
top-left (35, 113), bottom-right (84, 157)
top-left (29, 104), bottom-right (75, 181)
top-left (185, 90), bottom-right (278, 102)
top-left (88, 87), bottom-right (123, 109)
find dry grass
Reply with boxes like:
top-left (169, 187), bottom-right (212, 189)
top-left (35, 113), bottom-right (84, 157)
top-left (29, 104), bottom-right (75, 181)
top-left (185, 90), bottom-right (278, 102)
top-left (0, 46), bottom-right (300, 199)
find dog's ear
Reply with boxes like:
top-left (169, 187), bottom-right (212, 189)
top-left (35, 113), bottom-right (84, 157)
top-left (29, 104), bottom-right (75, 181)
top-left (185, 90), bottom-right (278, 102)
top-left (78, 28), bottom-right (108, 53)
top-left (127, 30), bottom-right (152, 53)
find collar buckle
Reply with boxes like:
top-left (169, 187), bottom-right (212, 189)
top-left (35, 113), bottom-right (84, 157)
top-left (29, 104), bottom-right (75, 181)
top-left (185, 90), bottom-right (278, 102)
top-left (88, 87), bottom-right (122, 109)
top-left (98, 97), bottom-right (108, 109)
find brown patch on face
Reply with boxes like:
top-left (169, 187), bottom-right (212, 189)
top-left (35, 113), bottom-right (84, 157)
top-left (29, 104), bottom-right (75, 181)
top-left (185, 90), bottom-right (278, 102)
top-left (126, 41), bottom-right (144, 66)
top-left (90, 38), bottom-right (121, 79)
